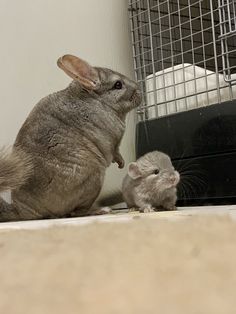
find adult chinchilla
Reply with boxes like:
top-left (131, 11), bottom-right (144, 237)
top-left (0, 54), bottom-right (141, 221)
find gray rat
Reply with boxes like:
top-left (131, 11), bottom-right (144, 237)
top-left (122, 151), bottom-right (180, 212)
top-left (0, 54), bottom-right (141, 221)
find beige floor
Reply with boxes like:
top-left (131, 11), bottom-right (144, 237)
top-left (1, 206), bottom-right (236, 314)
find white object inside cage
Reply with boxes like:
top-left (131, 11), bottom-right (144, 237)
top-left (146, 63), bottom-right (236, 119)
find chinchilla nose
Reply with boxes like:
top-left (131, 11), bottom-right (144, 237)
top-left (170, 171), bottom-right (179, 184)
top-left (170, 171), bottom-right (180, 185)
top-left (170, 174), bottom-right (176, 183)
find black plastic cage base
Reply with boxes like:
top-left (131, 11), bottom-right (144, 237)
top-left (136, 100), bottom-right (236, 206)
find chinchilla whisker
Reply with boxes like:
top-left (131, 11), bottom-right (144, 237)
top-left (181, 179), bottom-right (198, 198)
top-left (181, 176), bottom-right (207, 194)
top-left (181, 174), bottom-right (207, 186)
top-left (180, 181), bottom-right (191, 200)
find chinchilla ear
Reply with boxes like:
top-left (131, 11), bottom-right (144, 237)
top-left (57, 54), bottom-right (100, 90)
top-left (128, 162), bottom-right (142, 179)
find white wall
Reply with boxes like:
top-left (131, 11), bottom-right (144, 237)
top-left (0, 0), bottom-right (136, 199)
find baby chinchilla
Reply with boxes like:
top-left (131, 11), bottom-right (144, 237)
top-left (0, 54), bottom-right (141, 221)
top-left (122, 151), bottom-right (180, 213)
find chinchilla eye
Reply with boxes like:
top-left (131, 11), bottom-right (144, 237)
top-left (113, 80), bottom-right (123, 89)
top-left (154, 169), bottom-right (159, 175)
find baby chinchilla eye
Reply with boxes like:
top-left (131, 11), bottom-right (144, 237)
top-left (113, 80), bottom-right (123, 89)
top-left (154, 169), bottom-right (159, 175)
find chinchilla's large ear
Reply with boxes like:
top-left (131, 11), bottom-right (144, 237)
top-left (57, 54), bottom-right (100, 90)
top-left (128, 162), bottom-right (142, 179)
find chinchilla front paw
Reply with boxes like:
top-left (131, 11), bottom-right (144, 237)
top-left (112, 152), bottom-right (125, 169)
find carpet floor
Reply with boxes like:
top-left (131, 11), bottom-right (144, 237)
top-left (0, 213), bottom-right (236, 314)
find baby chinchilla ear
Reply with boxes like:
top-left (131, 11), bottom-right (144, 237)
top-left (57, 54), bottom-right (100, 90)
top-left (128, 162), bottom-right (142, 179)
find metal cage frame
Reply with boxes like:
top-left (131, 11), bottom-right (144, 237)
top-left (129, 0), bottom-right (236, 121)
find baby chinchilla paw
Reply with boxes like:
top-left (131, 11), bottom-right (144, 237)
top-left (140, 206), bottom-right (155, 213)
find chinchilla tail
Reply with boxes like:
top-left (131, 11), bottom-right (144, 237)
top-left (0, 147), bottom-right (33, 192)
top-left (97, 191), bottom-right (124, 207)
top-left (0, 147), bottom-right (33, 222)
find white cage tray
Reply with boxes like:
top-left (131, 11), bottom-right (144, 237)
top-left (146, 63), bottom-right (236, 118)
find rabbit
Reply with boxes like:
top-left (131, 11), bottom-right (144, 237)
top-left (0, 54), bottom-right (141, 221)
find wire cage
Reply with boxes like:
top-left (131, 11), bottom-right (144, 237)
top-left (129, 0), bottom-right (236, 205)
top-left (129, 0), bottom-right (236, 120)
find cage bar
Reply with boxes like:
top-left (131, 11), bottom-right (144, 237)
top-left (129, 0), bottom-right (236, 121)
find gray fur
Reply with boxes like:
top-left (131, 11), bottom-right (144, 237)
top-left (0, 56), bottom-right (141, 221)
top-left (0, 148), bottom-right (33, 192)
top-left (122, 151), bottom-right (180, 212)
